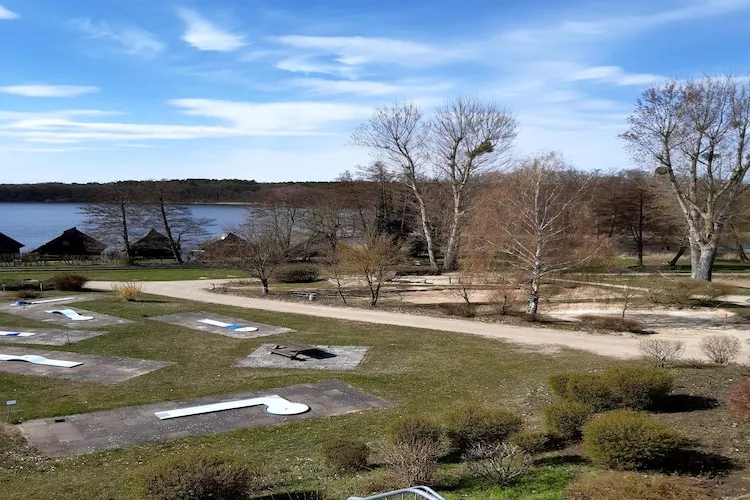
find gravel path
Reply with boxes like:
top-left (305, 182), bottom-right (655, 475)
top-left (89, 280), bottom-right (745, 361)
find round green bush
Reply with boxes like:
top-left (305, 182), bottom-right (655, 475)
top-left (582, 410), bottom-right (684, 470)
top-left (140, 456), bottom-right (258, 500)
top-left (602, 365), bottom-right (674, 410)
top-left (542, 399), bottom-right (593, 441)
top-left (508, 430), bottom-right (548, 455)
top-left (446, 405), bottom-right (524, 453)
top-left (565, 373), bottom-right (615, 411)
top-left (548, 372), bottom-right (574, 397)
top-left (391, 417), bottom-right (443, 446)
top-left (274, 265), bottom-right (320, 283)
top-left (322, 438), bottom-right (370, 472)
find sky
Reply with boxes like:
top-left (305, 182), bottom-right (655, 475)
top-left (0, 0), bottom-right (749, 183)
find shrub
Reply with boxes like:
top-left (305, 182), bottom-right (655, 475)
top-left (322, 438), bottom-right (369, 472)
top-left (548, 373), bottom-right (574, 397)
top-left (51, 274), bottom-right (88, 291)
top-left (140, 456), bottom-right (259, 500)
top-left (14, 289), bottom-right (40, 300)
top-left (578, 315), bottom-right (643, 333)
top-left (727, 380), bottom-right (750, 420)
top-left (391, 417), bottom-right (443, 447)
top-left (463, 442), bottom-right (532, 486)
top-left (487, 288), bottom-right (519, 316)
top-left (437, 302), bottom-right (476, 318)
top-left (601, 365), bottom-right (674, 410)
top-left (566, 471), bottom-right (711, 500)
top-left (112, 282), bottom-right (142, 301)
top-left (582, 410), bottom-right (684, 470)
top-left (508, 431), bottom-right (548, 455)
top-left (565, 373), bottom-right (615, 411)
top-left (699, 334), bottom-right (742, 364)
top-left (542, 399), bottom-right (593, 441)
top-left (638, 339), bottom-right (685, 368)
top-left (445, 405), bottom-right (523, 453)
top-left (274, 265), bottom-right (320, 283)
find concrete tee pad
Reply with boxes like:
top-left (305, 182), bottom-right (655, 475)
top-left (0, 346), bottom-right (171, 383)
top-left (237, 344), bottom-right (368, 371)
top-left (6, 305), bottom-right (132, 328)
top-left (20, 380), bottom-right (390, 457)
top-left (0, 327), bottom-right (107, 345)
top-left (0, 295), bottom-right (99, 312)
top-left (150, 312), bottom-right (294, 339)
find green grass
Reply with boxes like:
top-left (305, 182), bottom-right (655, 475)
top-left (0, 267), bottom-right (244, 282)
top-left (0, 292), bottom-right (608, 499)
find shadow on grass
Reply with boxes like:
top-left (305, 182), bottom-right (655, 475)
top-left (534, 454), bottom-right (588, 467)
top-left (662, 448), bottom-right (738, 476)
top-left (652, 394), bottom-right (720, 413)
top-left (254, 492), bottom-right (324, 500)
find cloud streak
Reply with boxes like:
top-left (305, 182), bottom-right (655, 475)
top-left (0, 4), bottom-right (18, 19)
top-left (73, 18), bottom-right (165, 58)
top-left (1, 85), bottom-right (100, 97)
top-left (177, 8), bottom-right (245, 52)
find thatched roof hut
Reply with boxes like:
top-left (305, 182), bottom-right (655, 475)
top-left (31, 227), bottom-right (105, 256)
top-left (0, 232), bottom-right (23, 255)
top-left (131, 229), bottom-right (174, 259)
top-left (200, 232), bottom-right (245, 255)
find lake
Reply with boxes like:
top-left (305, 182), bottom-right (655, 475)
top-left (0, 203), bottom-right (252, 252)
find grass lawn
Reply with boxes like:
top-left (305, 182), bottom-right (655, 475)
top-left (0, 292), bottom-right (747, 499)
top-left (0, 267), bottom-right (244, 282)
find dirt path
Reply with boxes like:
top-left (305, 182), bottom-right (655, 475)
top-left (89, 280), bottom-right (743, 361)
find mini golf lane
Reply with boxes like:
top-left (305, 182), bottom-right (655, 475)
top-left (0, 346), bottom-right (172, 383)
top-left (20, 380), bottom-right (390, 457)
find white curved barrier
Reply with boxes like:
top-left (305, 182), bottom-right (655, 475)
top-left (0, 331), bottom-right (36, 337)
top-left (0, 354), bottom-right (81, 368)
top-left (11, 297), bottom-right (75, 307)
top-left (46, 309), bottom-right (94, 321)
top-left (155, 395), bottom-right (309, 420)
top-left (198, 318), bottom-right (258, 332)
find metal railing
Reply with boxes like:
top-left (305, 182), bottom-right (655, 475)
top-left (347, 486), bottom-right (445, 500)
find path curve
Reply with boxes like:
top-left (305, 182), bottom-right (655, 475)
top-left (89, 280), bottom-right (719, 360)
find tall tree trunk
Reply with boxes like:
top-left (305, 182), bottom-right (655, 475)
top-left (737, 240), bottom-right (749, 263)
top-left (260, 278), bottom-right (269, 295)
top-left (526, 276), bottom-right (540, 316)
top-left (691, 242), bottom-right (717, 281)
top-left (413, 192), bottom-right (439, 272)
top-left (636, 195), bottom-right (644, 268)
top-left (443, 194), bottom-right (461, 271)
top-left (119, 202), bottom-right (133, 258)
top-left (668, 245), bottom-right (687, 266)
top-left (158, 202), bottom-right (184, 264)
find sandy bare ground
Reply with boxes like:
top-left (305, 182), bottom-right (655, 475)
top-left (89, 280), bottom-right (749, 362)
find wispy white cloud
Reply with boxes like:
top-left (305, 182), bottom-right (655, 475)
top-left (1, 85), bottom-right (100, 97)
top-left (566, 65), bottom-right (662, 86)
top-left (288, 78), bottom-right (453, 96)
top-left (0, 4), bottom-right (18, 19)
top-left (72, 18), bottom-right (164, 58)
top-left (177, 8), bottom-right (245, 52)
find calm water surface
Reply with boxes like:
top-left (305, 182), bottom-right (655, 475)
top-left (0, 203), bottom-right (251, 252)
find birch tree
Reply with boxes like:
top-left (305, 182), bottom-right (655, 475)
top-left (432, 97), bottom-right (517, 270)
top-left (621, 76), bottom-right (750, 281)
top-left (464, 153), bottom-right (599, 316)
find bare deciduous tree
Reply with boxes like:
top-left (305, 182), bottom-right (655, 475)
top-left (621, 76), bottom-right (750, 281)
top-left (351, 102), bottom-right (439, 270)
top-left (338, 234), bottom-right (399, 306)
top-left (464, 153), bottom-right (602, 316)
top-left (432, 97), bottom-right (517, 270)
top-left (80, 184), bottom-right (146, 257)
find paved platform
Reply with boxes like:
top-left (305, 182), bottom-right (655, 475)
top-left (6, 305), bottom-right (132, 328)
top-left (237, 344), bottom-right (367, 371)
top-left (0, 327), bottom-right (107, 346)
top-left (150, 312), bottom-right (294, 339)
top-left (20, 380), bottom-right (389, 457)
top-left (0, 346), bottom-right (171, 383)
top-left (0, 295), bottom-right (99, 312)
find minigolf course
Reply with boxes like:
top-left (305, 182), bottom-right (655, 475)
top-left (155, 395), bottom-right (309, 419)
top-left (7, 305), bottom-right (133, 328)
top-left (47, 309), bottom-right (93, 321)
top-left (198, 318), bottom-right (258, 332)
top-left (0, 354), bottom-right (81, 368)
top-left (151, 312), bottom-right (293, 339)
top-left (0, 327), bottom-right (107, 345)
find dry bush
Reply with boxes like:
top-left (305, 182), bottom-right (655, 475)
top-left (14, 289), bottom-right (40, 300)
top-left (566, 471), bottom-right (711, 500)
top-left (51, 274), bottom-right (88, 291)
top-left (462, 442), bottom-right (532, 486)
top-left (577, 315), bottom-right (643, 333)
top-left (378, 440), bottom-right (443, 487)
top-left (699, 334), bottom-right (742, 364)
top-left (112, 282), bottom-right (142, 301)
top-left (322, 438), bottom-right (369, 473)
top-left (638, 339), bottom-right (685, 368)
top-left (727, 380), bottom-right (750, 421)
top-left (486, 288), bottom-right (520, 316)
top-left (437, 302), bottom-right (475, 317)
top-left (445, 405), bottom-right (523, 453)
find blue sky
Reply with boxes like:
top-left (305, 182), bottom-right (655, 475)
top-left (0, 0), bottom-right (748, 183)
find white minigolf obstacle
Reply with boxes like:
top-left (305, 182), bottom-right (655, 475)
top-left (0, 331), bottom-right (36, 337)
top-left (46, 309), bottom-right (94, 321)
top-left (154, 395), bottom-right (309, 420)
top-left (11, 297), bottom-right (76, 307)
top-left (198, 318), bottom-right (259, 332)
top-left (0, 354), bottom-right (81, 368)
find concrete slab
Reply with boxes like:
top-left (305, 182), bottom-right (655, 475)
top-left (6, 305), bottom-right (132, 329)
top-left (0, 327), bottom-right (106, 346)
top-left (0, 346), bottom-right (171, 383)
top-left (237, 344), bottom-right (368, 371)
top-left (150, 312), bottom-right (294, 339)
top-left (19, 380), bottom-right (390, 457)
